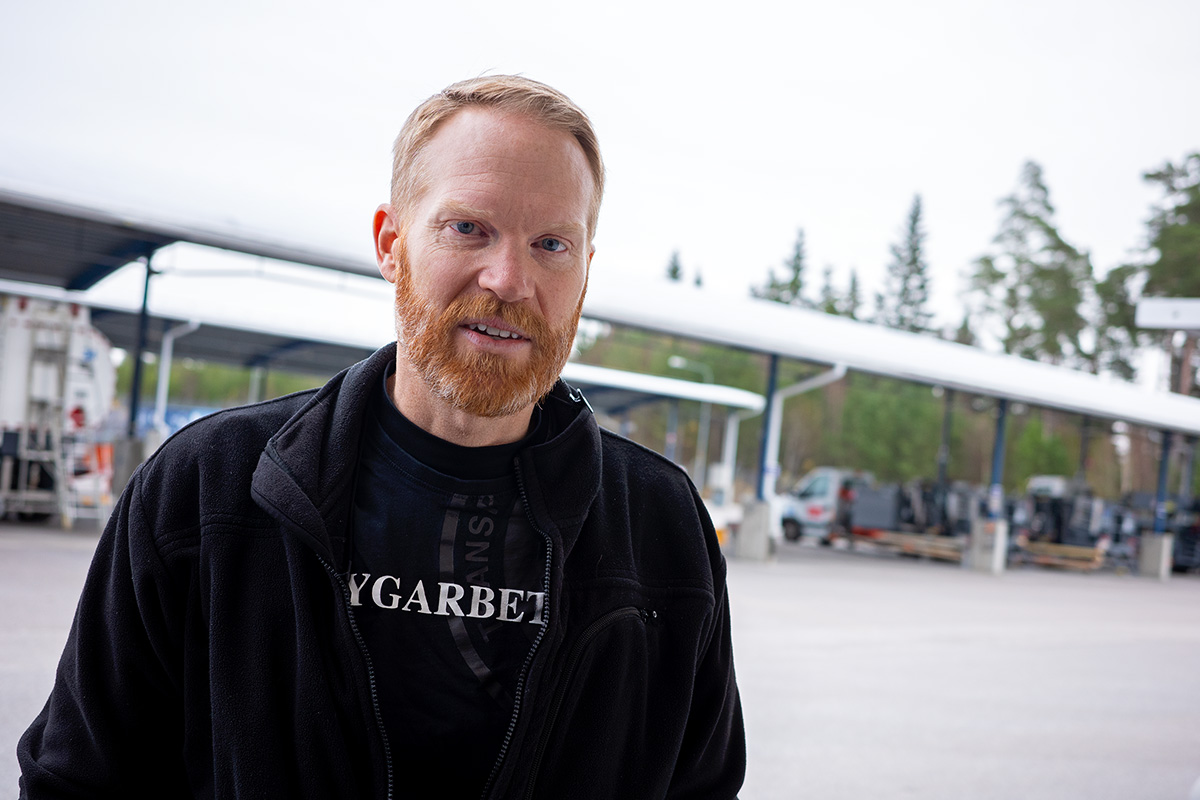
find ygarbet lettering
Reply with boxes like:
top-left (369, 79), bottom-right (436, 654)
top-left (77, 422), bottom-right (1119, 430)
top-left (349, 574), bottom-right (545, 625)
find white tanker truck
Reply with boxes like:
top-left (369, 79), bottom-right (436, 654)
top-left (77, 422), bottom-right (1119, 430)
top-left (0, 292), bottom-right (117, 525)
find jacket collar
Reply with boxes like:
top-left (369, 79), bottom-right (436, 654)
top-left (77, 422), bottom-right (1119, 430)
top-left (251, 343), bottom-right (602, 567)
top-left (516, 380), bottom-right (602, 562)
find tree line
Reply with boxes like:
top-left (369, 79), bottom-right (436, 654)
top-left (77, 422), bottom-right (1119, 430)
top-left (643, 153), bottom-right (1200, 499)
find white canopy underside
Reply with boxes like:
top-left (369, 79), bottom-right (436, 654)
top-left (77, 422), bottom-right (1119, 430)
top-left (1, 184), bottom-right (1197, 435)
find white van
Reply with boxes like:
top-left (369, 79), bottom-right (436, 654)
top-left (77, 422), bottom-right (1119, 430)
top-left (779, 467), bottom-right (874, 543)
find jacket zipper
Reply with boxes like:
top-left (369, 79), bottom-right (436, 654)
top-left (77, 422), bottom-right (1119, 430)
top-left (314, 552), bottom-right (395, 800)
top-left (480, 465), bottom-right (555, 800)
top-left (522, 606), bottom-right (646, 800)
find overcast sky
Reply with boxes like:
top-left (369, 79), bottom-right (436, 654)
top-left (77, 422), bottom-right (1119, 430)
top-left (3, 0), bottom-right (1198, 331)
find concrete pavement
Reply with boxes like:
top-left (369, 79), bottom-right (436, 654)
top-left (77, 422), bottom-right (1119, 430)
top-left (3, 520), bottom-right (1198, 798)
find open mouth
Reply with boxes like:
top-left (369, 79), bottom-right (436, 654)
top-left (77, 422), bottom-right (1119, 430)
top-left (466, 322), bottom-right (525, 341)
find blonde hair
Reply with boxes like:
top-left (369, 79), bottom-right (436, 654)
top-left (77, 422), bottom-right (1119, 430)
top-left (391, 75), bottom-right (605, 238)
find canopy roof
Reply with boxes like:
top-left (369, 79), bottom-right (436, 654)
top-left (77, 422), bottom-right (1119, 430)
top-left (0, 185), bottom-right (374, 291)
top-left (2, 183), bottom-right (1197, 436)
top-left (583, 279), bottom-right (1200, 436)
top-left (0, 278), bottom-right (763, 415)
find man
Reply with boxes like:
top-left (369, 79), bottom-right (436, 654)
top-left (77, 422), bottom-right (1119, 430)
top-left (19, 75), bottom-right (745, 798)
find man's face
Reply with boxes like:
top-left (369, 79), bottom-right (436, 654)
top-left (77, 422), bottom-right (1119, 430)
top-left (382, 108), bottom-right (594, 419)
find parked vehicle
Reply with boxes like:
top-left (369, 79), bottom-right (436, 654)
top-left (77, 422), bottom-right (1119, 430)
top-left (779, 467), bottom-right (874, 543)
top-left (0, 293), bottom-right (116, 524)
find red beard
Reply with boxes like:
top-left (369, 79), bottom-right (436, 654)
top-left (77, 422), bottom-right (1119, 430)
top-left (393, 253), bottom-right (584, 418)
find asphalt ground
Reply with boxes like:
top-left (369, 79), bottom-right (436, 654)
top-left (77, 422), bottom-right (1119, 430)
top-left (3, 519), bottom-right (1199, 799)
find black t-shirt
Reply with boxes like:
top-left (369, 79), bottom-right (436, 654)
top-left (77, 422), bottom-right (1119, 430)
top-left (349, 371), bottom-right (548, 796)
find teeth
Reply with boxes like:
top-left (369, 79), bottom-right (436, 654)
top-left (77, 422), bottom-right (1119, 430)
top-left (469, 323), bottom-right (521, 340)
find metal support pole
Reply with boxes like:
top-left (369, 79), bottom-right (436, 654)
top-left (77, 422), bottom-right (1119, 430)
top-left (720, 408), bottom-right (760, 506)
top-left (756, 355), bottom-right (779, 501)
top-left (1076, 415), bottom-right (1091, 487)
top-left (988, 398), bottom-right (1009, 519)
top-left (1154, 429), bottom-right (1173, 534)
top-left (127, 256), bottom-right (154, 438)
top-left (666, 355), bottom-right (714, 492)
top-left (248, 366), bottom-right (266, 404)
top-left (694, 400), bottom-right (712, 492)
top-left (1179, 435), bottom-right (1196, 509)
top-left (763, 364), bottom-right (847, 494)
top-left (664, 400), bottom-right (680, 464)
top-left (154, 320), bottom-right (200, 438)
top-left (932, 388), bottom-right (955, 530)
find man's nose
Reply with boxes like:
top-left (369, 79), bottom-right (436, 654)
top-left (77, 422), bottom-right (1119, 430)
top-left (477, 240), bottom-right (535, 303)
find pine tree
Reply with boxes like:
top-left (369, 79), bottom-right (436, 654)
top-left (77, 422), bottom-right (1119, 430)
top-left (954, 315), bottom-right (976, 346)
top-left (818, 266), bottom-right (840, 315)
top-left (1143, 153), bottom-right (1200, 299)
top-left (970, 162), bottom-right (1094, 367)
top-left (1089, 264), bottom-right (1140, 380)
top-left (879, 195), bottom-right (933, 333)
top-left (666, 251), bottom-right (683, 282)
top-left (843, 269), bottom-right (862, 320)
top-left (1141, 152), bottom-right (1200, 396)
top-left (752, 229), bottom-right (809, 306)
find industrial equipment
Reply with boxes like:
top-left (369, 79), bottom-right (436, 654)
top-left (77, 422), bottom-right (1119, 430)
top-left (0, 293), bottom-right (116, 525)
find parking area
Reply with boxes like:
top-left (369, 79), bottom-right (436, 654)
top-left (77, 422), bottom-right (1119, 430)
top-left (3, 521), bottom-right (1199, 798)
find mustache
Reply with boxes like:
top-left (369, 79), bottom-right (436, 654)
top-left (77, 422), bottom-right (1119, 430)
top-left (438, 293), bottom-right (551, 341)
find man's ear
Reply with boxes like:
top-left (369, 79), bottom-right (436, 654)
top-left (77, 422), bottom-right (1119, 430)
top-left (374, 204), bottom-right (400, 283)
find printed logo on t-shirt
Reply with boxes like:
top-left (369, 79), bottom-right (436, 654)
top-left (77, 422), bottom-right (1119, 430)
top-left (347, 574), bottom-right (546, 625)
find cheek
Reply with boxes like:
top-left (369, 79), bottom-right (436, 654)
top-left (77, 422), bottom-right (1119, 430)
top-left (543, 270), bottom-right (588, 325)
top-left (410, 251), bottom-right (468, 303)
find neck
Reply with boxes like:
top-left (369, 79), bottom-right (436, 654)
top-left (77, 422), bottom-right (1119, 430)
top-left (389, 357), bottom-right (534, 447)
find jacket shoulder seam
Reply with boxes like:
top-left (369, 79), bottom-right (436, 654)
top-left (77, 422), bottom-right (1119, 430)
top-left (598, 427), bottom-right (692, 481)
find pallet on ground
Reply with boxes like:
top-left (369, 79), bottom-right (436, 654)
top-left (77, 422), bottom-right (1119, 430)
top-left (1016, 540), bottom-right (1106, 572)
top-left (849, 530), bottom-right (965, 562)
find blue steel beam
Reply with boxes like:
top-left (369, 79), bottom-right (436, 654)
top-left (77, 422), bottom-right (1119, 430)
top-left (127, 258), bottom-right (156, 437)
top-left (245, 340), bottom-right (312, 369)
top-left (756, 354), bottom-right (779, 501)
top-left (1154, 430), bottom-right (1173, 534)
top-left (988, 398), bottom-right (1010, 519)
top-left (66, 238), bottom-right (169, 291)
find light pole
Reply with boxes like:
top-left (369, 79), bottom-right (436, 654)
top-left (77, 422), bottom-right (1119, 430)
top-left (667, 355), bottom-right (714, 492)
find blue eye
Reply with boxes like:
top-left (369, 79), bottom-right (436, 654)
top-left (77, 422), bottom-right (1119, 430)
top-left (453, 221), bottom-right (476, 235)
top-left (540, 237), bottom-right (565, 252)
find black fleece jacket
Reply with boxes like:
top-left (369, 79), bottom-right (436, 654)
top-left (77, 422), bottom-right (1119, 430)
top-left (18, 345), bottom-right (745, 799)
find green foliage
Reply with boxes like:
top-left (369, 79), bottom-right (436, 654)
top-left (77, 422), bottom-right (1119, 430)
top-left (878, 195), bottom-right (933, 333)
top-left (1090, 264), bottom-right (1142, 380)
top-left (953, 315), bottom-right (976, 346)
top-left (752, 229), bottom-right (809, 306)
top-left (837, 375), bottom-right (942, 481)
top-left (116, 356), bottom-right (328, 407)
top-left (1006, 414), bottom-right (1073, 489)
top-left (971, 162), bottom-right (1089, 361)
top-left (665, 250), bottom-right (683, 282)
top-left (1140, 152), bottom-right (1200, 398)
top-left (1142, 153), bottom-right (1200, 298)
top-left (969, 161), bottom-right (1135, 376)
top-left (575, 325), bottom-right (773, 493)
top-left (818, 266), bottom-right (840, 315)
top-left (844, 270), bottom-right (862, 320)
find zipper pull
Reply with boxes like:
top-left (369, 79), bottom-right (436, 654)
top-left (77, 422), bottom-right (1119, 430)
top-left (638, 608), bottom-right (658, 623)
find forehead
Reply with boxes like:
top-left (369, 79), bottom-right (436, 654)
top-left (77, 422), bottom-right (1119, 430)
top-left (415, 108), bottom-right (594, 220)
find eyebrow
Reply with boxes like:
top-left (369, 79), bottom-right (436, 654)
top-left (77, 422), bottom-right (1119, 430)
top-left (433, 199), bottom-right (492, 223)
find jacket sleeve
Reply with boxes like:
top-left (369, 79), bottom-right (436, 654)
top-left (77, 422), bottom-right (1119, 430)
top-left (667, 498), bottom-right (746, 799)
top-left (18, 471), bottom-right (189, 798)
